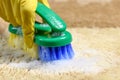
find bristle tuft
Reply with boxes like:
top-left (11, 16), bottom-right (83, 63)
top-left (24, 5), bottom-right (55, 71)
top-left (38, 44), bottom-right (74, 62)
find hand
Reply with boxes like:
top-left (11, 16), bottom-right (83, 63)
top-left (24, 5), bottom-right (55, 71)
top-left (0, 0), bottom-right (50, 48)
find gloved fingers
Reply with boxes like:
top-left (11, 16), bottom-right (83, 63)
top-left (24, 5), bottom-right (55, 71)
top-left (0, 0), bottom-right (19, 26)
top-left (0, 2), bottom-right (7, 21)
top-left (8, 33), bottom-right (17, 48)
top-left (10, 0), bottom-right (22, 25)
top-left (8, 33), bottom-right (38, 59)
top-left (20, 0), bottom-right (37, 48)
top-left (23, 32), bottom-right (34, 48)
top-left (23, 43), bottom-right (38, 59)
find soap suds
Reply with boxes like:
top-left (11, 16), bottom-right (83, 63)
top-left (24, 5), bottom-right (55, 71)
top-left (8, 48), bottom-right (119, 74)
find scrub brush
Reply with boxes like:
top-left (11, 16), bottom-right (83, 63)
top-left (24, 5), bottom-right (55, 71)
top-left (9, 2), bottom-right (74, 62)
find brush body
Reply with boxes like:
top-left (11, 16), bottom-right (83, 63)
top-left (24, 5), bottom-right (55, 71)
top-left (9, 23), bottom-right (74, 62)
top-left (8, 2), bottom-right (74, 62)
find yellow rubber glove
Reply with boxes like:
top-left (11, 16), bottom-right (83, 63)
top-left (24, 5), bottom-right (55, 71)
top-left (0, 0), bottom-right (37, 48)
top-left (0, 0), bottom-right (50, 59)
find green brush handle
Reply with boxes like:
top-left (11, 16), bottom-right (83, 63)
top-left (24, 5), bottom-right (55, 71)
top-left (35, 21), bottom-right (52, 33)
top-left (36, 2), bottom-right (66, 32)
top-left (9, 22), bottom-right (52, 35)
top-left (9, 2), bottom-right (67, 34)
top-left (9, 24), bottom-right (72, 47)
top-left (9, 24), bottom-right (23, 35)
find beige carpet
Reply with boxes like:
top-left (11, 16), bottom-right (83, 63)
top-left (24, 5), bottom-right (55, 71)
top-left (0, 0), bottom-right (120, 80)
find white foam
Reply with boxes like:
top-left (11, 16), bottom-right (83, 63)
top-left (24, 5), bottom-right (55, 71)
top-left (8, 49), bottom-right (119, 74)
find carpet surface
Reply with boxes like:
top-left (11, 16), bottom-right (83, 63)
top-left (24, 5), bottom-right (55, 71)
top-left (0, 0), bottom-right (120, 80)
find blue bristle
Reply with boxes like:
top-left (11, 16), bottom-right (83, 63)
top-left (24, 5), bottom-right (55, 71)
top-left (39, 46), bottom-right (51, 61)
top-left (50, 48), bottom-right (57, 60)
top-left (67, 44), bottom-right (74, 58)
top-left (38, 44), bottom-right (74, 62)
top-left (56, 47), bottom-right (64, 59)
top-left (61, 46), bottom-right (69, 59)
